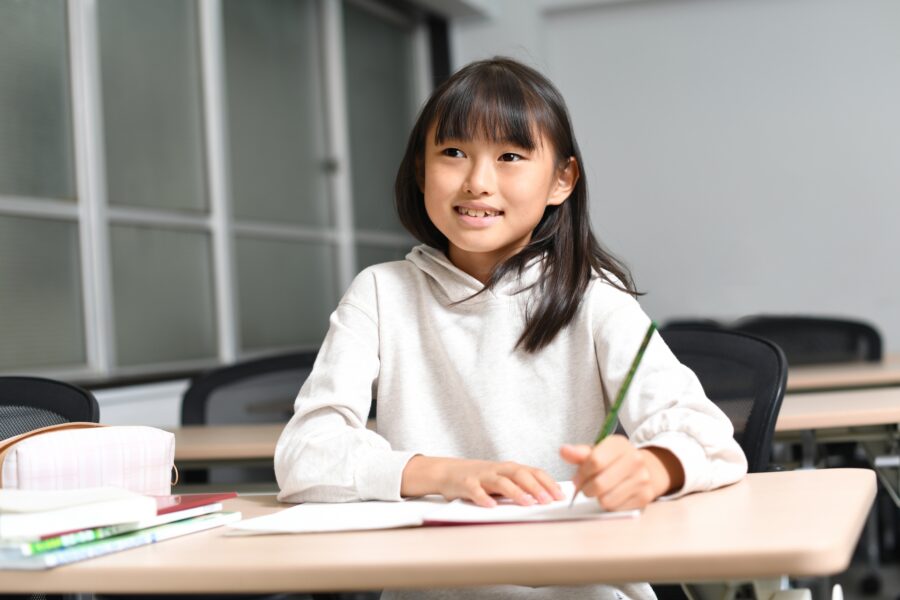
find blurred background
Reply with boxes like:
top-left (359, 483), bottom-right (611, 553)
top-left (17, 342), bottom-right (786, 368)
top-left (1, 0), bottom-right (898, 422)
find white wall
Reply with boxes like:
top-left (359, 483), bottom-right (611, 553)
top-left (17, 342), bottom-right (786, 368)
top-left (451, 0), bottom-right (900, 351)
top-left (95, 380), bottom-right (187, 427)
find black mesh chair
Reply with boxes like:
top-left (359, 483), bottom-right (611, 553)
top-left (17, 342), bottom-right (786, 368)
top-left (0, 376), bottom-right (99, 441)
top-left (652, 328), bottom-right (787, 600)
top-left (732, 315), bottom-right (882, 366)
top-left (0, 376), bottom-right (99, 600)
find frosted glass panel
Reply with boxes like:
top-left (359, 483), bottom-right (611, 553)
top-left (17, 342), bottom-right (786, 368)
top-left (110, 225), bottom-right (217, 367)
top-left (344, 2), bottom-right (415, 233)
top-left (236, 237), bottom-right (336, 350)
top-left (0, 216), bottom-right (85, 370)
top-left (98, 0), bottom-right (207, 212)
top-left (223, 0), bottom-right (330, 226)
top-left (356, 243), bottom-right (410, 272)
top-left (0, 0), bottom-right (75, 199)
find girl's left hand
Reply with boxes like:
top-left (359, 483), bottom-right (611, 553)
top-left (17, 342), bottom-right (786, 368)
top-left (559, 435), bottom-right (684, 511)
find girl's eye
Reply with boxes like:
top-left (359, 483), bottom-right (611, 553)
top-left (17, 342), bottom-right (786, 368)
top-left (499, 152), bottom-right (523, 162)
top-left (442, 148), bottom-right (465, 158)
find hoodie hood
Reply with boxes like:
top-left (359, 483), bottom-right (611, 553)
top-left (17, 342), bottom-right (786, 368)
top-left (405, 244), bottom-right (543, 304)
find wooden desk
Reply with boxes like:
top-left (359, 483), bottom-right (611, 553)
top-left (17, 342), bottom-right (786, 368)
top-left (172, 424), bottom-right (280, 462)
top-left (776, 387), bottom-right (900, 432)
top-left (171, 389), bottom-right (900, 504)
top-left (171, 420), bottom-right (375, 463)
top-left (171, 387), bottom-right (900, 463)
top-left (774, 388), bottom-right (900, 506)
top-left (787, 353), bottom-right (900, 392)
top-left (0, 469), bottom-right (876, 594)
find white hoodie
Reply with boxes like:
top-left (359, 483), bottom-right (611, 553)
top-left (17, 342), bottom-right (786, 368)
top-left (274, 244), bottom-right (747, 600)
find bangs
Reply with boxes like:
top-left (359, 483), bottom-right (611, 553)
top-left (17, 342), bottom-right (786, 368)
top-left (430, 69), bottom-right (550, 151)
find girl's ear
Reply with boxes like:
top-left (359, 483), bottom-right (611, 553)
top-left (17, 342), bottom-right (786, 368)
top-left (546, 157), bottom-right (579, 206)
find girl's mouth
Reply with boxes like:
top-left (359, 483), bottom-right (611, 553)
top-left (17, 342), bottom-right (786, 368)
top-left (455, 206), bottom-right (504, 218)
top-left (454, 206), bottom-right (504, 228)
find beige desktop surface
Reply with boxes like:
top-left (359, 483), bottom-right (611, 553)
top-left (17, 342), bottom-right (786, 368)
top-left (0, 468), bottom-right (875, 594)
top-left (170, 423), bottom-right (280, 461)
top-left (787, 352), bottom-right (900, 391)
top-left (776, 387), bottom-right (900, 431)
top-left (171, 420), bottom-right (376, 462)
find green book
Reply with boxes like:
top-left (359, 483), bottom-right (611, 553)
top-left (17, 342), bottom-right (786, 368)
top-left (0, 511), bottom-right (241, 570)
top-left (0, 501), bottom-right (225, 557)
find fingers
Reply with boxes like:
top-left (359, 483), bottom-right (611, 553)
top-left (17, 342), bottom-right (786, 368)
top-left (481, 464), bottom-right (561, 505)
top-left (532, 467), bottom-right (566, 501)
top-left (443, 460), bottom-right (563, 507)
top-left (464, 479), bottom-right (498, 508)
top-left (565, 435), bottom-right (629, 489)
top-left (559, 443), bottom-right (592, 465)
top-left (567, 436), bottom-right (658, 511)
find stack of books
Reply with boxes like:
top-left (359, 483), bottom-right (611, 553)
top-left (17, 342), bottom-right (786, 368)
top-left (0, 487), bottom-right (240, 570)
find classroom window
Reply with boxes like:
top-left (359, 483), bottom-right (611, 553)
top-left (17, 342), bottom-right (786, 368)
top-left (98, 0), bottom-right (208, 213)
top-left (235, 237), bottom-right (338, 351)
top-left (223, 0), bottom-right (329, 227)
top-left (345, 0), bottom-right (417, 236)
top-left (0, 0), bottom-right (435, 382)
top-left (0, 215), bottom-right (86, 371)
top-left (344, 0), bottom-right (426, 267)
top-left (109, 225), bottom-right (218, 367)
top-left (0, 0), bottom-right (75, 200)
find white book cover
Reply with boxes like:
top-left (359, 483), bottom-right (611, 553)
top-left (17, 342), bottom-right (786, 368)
top-left (0, 487), bottom-right (157, 540)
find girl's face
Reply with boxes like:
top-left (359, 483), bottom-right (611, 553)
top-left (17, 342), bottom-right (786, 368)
top-left (422, 125), bottom-right (578, 282)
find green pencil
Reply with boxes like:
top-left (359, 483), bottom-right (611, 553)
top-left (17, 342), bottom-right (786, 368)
top-left (569, 320), bottom-right (657, 508)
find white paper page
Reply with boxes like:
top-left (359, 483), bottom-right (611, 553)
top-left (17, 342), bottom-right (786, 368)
top-left (422, 481), bottom-right (639, 524)
top-left (227, 497), bottom-right (443, 535)
top-left (229, 482), bottom-right (638, 535)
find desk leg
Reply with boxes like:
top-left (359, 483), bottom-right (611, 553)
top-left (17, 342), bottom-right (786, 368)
top-left (681, 581), bottom-right (742, 600)
top-left (800, 431), bottom-right (817, 469)
top-left (861, 432), bottom-right (900, 508)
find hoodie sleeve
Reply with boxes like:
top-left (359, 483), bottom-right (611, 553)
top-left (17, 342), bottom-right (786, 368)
top-left (274, 269), bottom-right (417, 503)
top-left (591, 285), bottom-right (748, 498)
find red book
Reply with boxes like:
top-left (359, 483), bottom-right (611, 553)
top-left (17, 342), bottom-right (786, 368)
top-left (153, 492), bottom-right (237, 515)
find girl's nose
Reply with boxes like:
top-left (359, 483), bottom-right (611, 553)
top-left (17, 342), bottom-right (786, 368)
top-left (463, 158), bottom-right (496, 196)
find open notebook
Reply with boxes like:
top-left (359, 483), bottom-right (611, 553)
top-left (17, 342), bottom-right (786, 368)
top-left (228, 481), bottom-right (638, 535)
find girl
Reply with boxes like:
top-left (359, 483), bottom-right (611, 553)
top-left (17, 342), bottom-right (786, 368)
top-left (275, 57), bottom-right (746, 600)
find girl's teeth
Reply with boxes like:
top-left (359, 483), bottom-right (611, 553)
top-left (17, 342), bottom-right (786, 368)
top-left (460, 208), bottom-right (499, 217)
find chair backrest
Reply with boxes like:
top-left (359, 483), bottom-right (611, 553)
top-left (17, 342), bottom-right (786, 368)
top-left (659, 328), bottom-right (787, 473)
top-left (732, 315), bottom-right (882, 365)
top-left (181, 351), bottom-right (318, 426)
top-left (0, 376), bottom-right (100, 440)
top-left (660, 318), bottom-right (725, 331)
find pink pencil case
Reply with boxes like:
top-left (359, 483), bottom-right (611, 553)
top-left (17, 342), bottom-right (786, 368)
top-left (0, 423), bottom-right (176, 495)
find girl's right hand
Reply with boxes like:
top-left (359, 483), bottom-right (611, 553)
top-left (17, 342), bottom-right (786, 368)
top-left (400, 455), bottom-right (565, 507)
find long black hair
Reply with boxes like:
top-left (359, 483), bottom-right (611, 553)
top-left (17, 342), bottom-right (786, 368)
top-left (395, 57), bottom-right (639, 353)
